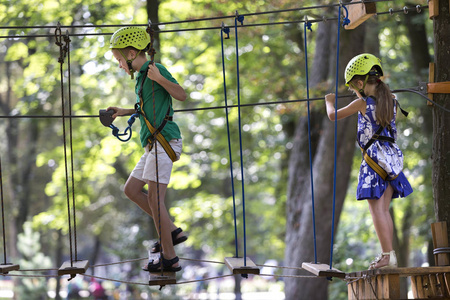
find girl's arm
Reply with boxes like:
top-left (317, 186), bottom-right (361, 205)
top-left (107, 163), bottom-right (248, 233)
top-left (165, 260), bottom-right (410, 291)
top-left (325, 93), bottom-right (366, 121)
top-left (147, 64), bottom-right (187, 101)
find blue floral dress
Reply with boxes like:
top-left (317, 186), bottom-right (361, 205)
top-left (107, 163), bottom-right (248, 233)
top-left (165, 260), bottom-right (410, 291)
top-left (356, 97), bottom-right (413, 200)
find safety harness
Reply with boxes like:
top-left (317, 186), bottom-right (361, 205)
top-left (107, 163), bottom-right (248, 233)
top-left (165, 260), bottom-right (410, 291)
top-left (360, 125), bottom-right (397, 181)
top-left (135, 67), bottom-right (178, 162)
top-left (359, 98), bottom-right (408, 181)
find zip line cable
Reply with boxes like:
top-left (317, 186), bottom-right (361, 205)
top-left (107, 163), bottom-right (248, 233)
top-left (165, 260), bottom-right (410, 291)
top-left (0, 4), bottom-right (426, 39)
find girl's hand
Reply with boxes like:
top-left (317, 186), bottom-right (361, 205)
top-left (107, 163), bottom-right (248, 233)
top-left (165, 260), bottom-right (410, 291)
top-left (325, 93), bottom-right (336, 104)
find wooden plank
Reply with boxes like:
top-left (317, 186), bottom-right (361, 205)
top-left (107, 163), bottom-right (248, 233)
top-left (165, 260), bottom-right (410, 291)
top-left (428, 0), bottom-right (439, 19)
top-left (346, 274), bottom-right (400, 300)
top-left (344, 0), bottom-right (377, 30)
top-left (302, 262), bottom-right (345, 278)
top-left (58, 260), bottom-right (89, 276)
top-left (428, 81), bottom-right (450, 94)
top-left (431, 221), bottom-right (450, 266)
top-left (429, 274), bottom-right (440, 297)
top-left (444, 273), bottom-right (450, 296)
top-left (224, 257), bottom-right (259, 275)
top-left (0, 264), bottom-right (19, 274)
top-left (149, 272), bottom-right (176, 286)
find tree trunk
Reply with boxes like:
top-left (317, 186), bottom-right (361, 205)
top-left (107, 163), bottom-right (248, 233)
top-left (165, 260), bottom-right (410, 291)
top-left (432, 1), bottom-right (450, 242)
top-left (284, 16), bottom-right (367, 299)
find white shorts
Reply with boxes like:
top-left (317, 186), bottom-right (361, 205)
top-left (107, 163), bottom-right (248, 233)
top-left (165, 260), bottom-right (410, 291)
top-left (130, 139), bottom-right (182, 184)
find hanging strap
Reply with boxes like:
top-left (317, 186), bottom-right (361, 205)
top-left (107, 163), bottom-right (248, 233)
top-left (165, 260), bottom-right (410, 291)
top-left (360, 126), bottom-right (398, 181)
top-left (137, 67), bottom-right (178, 162)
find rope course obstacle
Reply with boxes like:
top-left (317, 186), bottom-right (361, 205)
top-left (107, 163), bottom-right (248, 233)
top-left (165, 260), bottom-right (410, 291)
top-left (1, 1), bottom-right (450, 297)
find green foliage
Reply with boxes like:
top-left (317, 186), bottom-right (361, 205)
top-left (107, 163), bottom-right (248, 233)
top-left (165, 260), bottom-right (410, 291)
top-left (16, 222), bottom-right (53, 299)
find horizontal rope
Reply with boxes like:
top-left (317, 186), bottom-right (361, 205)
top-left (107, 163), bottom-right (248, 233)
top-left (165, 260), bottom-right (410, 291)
top-left (0, 94), bottom-right (355, 119)
top-left (0, 0), bottom-right (394, 31)
top-left (0, 4), bottom-right (426, 40)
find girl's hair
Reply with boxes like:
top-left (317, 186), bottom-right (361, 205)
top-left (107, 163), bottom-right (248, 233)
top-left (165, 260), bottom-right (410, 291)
top-left (350, 72), bottom-right (394, 127)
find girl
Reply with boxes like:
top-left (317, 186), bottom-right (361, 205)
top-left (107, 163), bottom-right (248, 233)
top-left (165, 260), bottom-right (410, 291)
top-left (325, 53), bottom-right (413, 269)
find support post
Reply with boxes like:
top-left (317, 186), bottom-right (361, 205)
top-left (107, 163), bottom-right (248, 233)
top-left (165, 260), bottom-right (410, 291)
top-left (431, 221), bottom-right (450, 266)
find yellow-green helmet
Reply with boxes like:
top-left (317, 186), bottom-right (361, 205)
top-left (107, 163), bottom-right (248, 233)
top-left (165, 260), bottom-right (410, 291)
top-left (344, 53), bottom-right (383, 86)
top-left (110, 26), bottom-right (150, 50)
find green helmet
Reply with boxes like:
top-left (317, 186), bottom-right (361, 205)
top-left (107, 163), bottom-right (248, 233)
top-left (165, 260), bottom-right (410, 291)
top-left (110, 26), bottom-right (150, 50)
top-left (344, 53), bottom-right (383, 86)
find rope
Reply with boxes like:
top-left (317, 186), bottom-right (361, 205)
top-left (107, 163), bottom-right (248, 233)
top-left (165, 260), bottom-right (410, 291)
top-left (234, 12), bottom-right (248, 270)
top-left (0, 1), bottom-right (395, 31)
top-left (303, 18), bottom-right (318, 264)
top-left (64, 31), bottom-right (78, 262)
top-left (55, 23), bottom-right (75, 268)
top-left (220, 23), bottom-right (239, 258)
top-left (328, 4), bottom-right (343, 275)
top-left (0, 156), bottom-right (8, 265)
top-left (0, 4), bottom-right (427, 39)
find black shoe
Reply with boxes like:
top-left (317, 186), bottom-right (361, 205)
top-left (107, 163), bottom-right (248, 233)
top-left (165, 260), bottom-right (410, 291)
top-left (143, 255), bottom-right (182, 272)
top-left (151, 228), bottom-right (188, 253)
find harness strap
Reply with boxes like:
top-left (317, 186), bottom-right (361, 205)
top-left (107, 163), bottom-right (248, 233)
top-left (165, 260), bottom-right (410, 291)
top-left (137, 65), bottom-right (178, 162)
top-left (360, 125), bottom-right (398, 181)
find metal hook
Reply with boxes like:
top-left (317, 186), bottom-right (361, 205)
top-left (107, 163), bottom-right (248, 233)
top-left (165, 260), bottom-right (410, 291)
top-left (416, 5), bottom-right (422, 13)
top-left (403, 6), bottom-right (409, 14)
top-left (389, 8), bottom-right (394, 16)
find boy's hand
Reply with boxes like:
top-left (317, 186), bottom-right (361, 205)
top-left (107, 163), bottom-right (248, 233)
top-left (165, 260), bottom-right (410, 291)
top-left (106, 106), bottom-right (121, 119)
top-left (147, 63), bottom-right (162, 82)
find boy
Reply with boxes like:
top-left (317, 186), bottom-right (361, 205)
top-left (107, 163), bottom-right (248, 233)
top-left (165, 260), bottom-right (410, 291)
top-left (107, 26), bottom-right (187, 272)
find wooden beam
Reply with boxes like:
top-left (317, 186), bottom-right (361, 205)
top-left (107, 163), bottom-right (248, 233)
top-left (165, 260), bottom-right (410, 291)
top-left (0, 263), bottom-right (19, 274)
top-left (224, 257), bottom-right (260, 275)
top-left (429, 0), bottom-right (439, 19)
top-left (344, 0), bottom-right (377, 30)
top-left (428, 62), bottom-right (435, 106)
top-left (58, 260), bottom-right (89, 277)
top-left (302, 262), bottom-right (345, 278)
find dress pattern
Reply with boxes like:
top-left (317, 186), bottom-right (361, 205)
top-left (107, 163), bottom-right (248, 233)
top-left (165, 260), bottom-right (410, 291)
top-left (356, 97), bottom-right (413, 200)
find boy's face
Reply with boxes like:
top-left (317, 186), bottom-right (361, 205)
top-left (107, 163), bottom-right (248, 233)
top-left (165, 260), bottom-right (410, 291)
top-left (112, 49), bottom-right (132, 76)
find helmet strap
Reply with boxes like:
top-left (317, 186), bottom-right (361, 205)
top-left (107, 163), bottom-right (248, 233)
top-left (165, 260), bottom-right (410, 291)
top-left (118, 49), bottom-right (142, 80)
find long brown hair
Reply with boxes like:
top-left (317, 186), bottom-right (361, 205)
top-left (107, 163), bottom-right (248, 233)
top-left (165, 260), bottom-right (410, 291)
top-left (351, 74), bottom-right (394, 127)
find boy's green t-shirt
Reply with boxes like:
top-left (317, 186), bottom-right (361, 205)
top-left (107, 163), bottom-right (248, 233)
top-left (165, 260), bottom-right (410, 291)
top-left (135, 61), bottom-right (182, 148)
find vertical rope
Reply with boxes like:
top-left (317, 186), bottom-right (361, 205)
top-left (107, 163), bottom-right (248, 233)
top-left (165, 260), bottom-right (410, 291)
top-left (0, 156), bottom-right (8, 264)
top-left (303, 20), bottom-right (318, 264)
top-left (64, 31), bottom-right (78, 262)
top-left (329, 5), bottom-right (342, 271)
top-left (234, 13), bottom-right (247, 267)
top-left (55, 23), bottom-right (74, 267)
top-left (146, 21), bottom-right (163, 274)
top-left (220, 24), bottom-right (239, 258)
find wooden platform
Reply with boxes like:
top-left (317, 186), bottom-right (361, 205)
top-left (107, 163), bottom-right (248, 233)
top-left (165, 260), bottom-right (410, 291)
top-left (302, 262), bottom-right (345, 278)
top-left (346, 266), bottom-right (450, 300)
top-left (58, 260), bottom-right (89, 277)
top-left (224, 257), bottom-right (260, 275)
top-left (0, 263), bottom-right (19, 274)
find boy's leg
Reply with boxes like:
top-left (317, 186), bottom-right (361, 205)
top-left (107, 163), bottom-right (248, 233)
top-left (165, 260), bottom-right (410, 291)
top-left (147, 180), bottom-right (179, 266)
top-left (124, 176), bottom-right (153, 217)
